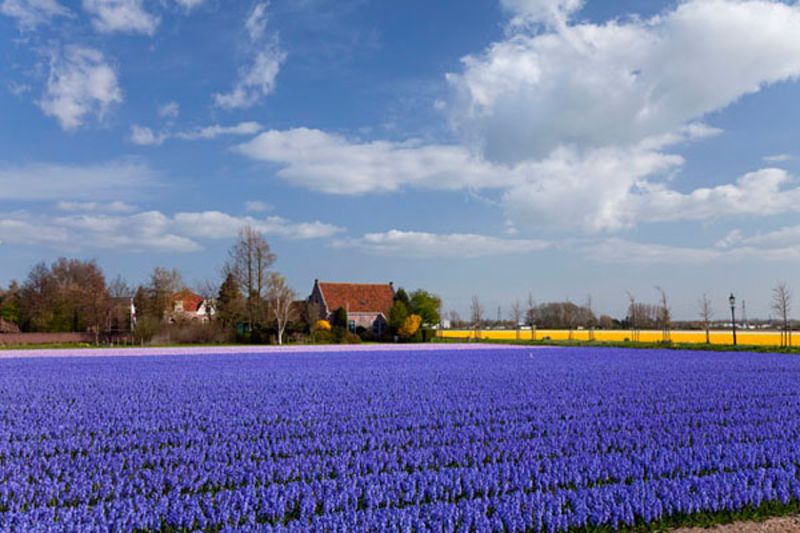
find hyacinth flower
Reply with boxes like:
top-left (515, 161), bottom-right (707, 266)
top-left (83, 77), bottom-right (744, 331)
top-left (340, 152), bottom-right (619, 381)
top-left (2, 347), bottom-right (800, 531)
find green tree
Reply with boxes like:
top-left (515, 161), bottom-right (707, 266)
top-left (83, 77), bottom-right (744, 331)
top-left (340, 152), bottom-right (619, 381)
top-left (0, 281), bottom-right (20, 325)
top-left (216, 272), bottom-right (245, 328)
top-left (388, 300), bottom-right (409, 333)
top-left (409, 290), bottom-right (442, 326)
top-left (332, 307), bottom-right (348, 329)
top-left (394, 287), bottom-right (410, 307)
top-left (18, 258), bottom-right (110, 335)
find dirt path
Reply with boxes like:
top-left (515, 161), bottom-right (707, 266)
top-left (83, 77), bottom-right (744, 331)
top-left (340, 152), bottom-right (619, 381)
top-left (673, 516), bottom-right (800, 532)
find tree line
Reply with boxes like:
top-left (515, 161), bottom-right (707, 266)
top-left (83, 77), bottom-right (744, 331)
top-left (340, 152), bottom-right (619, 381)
top-left (455, 282), bottom-right (796, 344)
top-left (0, 226), bottom-right (443, 346)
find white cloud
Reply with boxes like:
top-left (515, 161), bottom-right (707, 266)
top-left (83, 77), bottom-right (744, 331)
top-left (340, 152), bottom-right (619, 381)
top-left (0, 0), bottom-right (69, 29)
top-left (502, 144), bottom-right (684, 232)
top-left (764, 153), bottom-right (793, 163)
top-left (158, 101), bottom-right (179, 119)
top-left (500, 0), bottom-right (583, 27)
top-left (586, 238), bottom-right (720, 265)
top-left (236, 128), bottom-right (515, 194)
top-left (175, 121), bottom-right (262, 140)
top-left (245, 1), bottom-right (268, 41)
top-left (82, 0), bottom-right (159, 35)
top-left (130, 121), bottom-right (262, 145)
top-left (0, 209), bottom-right (343, 253)
top-left (174, 0), bottom-right (204, 10)
top-left (173, 211), bottom-right (343, 240)
top-left (214, 50), bottom-right (285, 109)
top-left (448, 0), bottom-right (800, 164)
top-left (56, 200), bottom-right (136, 213)
top-left (624, 168), bottom-right (800, 224)
top-left (214, 2), bottom-right (286, 109)
top-left (245, 200), bottom-right (272, 212)
top-left (586, 237), bottom-right (800, 264)
top-left (39, 46), bottom-right (122, 130)
top-left (129, 125), bottom-right (166, 146)
top-left (234, 0), bottom-right (800, 234)
top-left (0, 159), bottom-right (156, 201)
top-left (335, 230), bottom-right (551, 258)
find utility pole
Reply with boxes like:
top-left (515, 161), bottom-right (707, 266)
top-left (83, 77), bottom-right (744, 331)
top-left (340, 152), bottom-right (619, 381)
top-left (496, 306), bottom-right (501, 325)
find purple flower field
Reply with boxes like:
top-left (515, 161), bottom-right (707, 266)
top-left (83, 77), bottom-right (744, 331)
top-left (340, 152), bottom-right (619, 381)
top-left (1, 346), bottom-right (800, 532)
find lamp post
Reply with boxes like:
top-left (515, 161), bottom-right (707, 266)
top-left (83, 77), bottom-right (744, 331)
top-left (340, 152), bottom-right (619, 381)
top-left (729, 293), bottom-right (737, 346)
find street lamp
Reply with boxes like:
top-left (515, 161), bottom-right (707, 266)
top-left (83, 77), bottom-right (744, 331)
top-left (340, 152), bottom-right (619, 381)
top-left (729, 293), bottom-right (737, 346)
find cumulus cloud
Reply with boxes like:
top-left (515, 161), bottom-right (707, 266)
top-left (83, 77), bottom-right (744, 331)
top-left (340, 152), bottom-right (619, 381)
top-left (39, 46), bottom-right (122, 130)
top-left (0, 159), bottom-right (156, 201)
top-left (0, 209), bottom-right (343, 253)
top-left (624, 168), bottom-right (800, 224)
top-left (130, 121), bottom-right (262, 145)
top-left (214, 1), bottom-right (286, 109)
top-left (235, 0), bottom-right (800, 234)
top-left (235, 128), bottom-right (515, 194)
top-left (82, 0), bottom-right (159, 35)
top-left (0, 0), bottom-right (69, 29)
top-left (335, 230), bottom-right (551, 258)
top-left (448, 0), bottom-right (800, 164)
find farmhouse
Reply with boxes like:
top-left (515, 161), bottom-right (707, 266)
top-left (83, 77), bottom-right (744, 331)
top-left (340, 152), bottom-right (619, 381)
top-left (167, 289), bottom-right (215, 323)
top-left (308, 280), bottom-right (394, 335)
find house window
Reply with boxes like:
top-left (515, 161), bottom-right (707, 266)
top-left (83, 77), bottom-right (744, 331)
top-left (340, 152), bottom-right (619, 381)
top-left (348, 320), bottom-right (356, 333)
top-left (174, 301), bottom-right (184, 312)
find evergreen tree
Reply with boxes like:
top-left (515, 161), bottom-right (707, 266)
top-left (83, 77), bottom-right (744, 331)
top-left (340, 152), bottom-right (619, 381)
top-left (217, 273), bottom-right (245, 328)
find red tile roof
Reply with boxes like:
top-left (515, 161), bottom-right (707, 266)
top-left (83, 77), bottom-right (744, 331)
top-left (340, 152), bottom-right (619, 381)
top-left (318, 282), bottom-right (394, 315)
top-left (172, 289), bottom-right (205, 312)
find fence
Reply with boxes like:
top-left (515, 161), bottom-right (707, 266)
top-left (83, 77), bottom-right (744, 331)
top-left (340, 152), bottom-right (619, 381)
top-left (438, 329), bottom-right (792, 347)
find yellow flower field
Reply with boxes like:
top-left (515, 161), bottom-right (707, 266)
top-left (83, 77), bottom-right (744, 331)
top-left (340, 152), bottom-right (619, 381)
top-left (438, 329), bottom-right (792, 346)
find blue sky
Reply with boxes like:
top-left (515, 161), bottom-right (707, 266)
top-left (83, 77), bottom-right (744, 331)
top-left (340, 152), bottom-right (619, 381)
top-left (2, 0), bottom-right (800, 320)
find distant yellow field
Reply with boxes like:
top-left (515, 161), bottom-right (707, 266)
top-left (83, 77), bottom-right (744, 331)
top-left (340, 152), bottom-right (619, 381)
top-left (438, 329), bottom-right (792, 347)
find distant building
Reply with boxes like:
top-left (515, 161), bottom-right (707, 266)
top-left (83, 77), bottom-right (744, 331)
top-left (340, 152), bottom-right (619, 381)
top-left (308, 280), bottom-right (394, 335)
top-left (167, 289), bottom-right (215, 323)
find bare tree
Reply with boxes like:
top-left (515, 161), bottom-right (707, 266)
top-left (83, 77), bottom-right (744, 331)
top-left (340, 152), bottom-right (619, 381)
top-left (510, 300), bottom-right (522, 340)
top-left (470, 295), bottom-right (484, 337)
top-left (584, 294), bottom-right (595, 328)
top-left (698, 294), bottom-right (714, 344)
top-left (108, 275), bottom-right (132, 299)
top-left (626, 291), bottom-right (640, 341)
top-left (447, 309), bottom-right (462, 328)
top-left (772, 281), bottom-right (792, 347)
top-left (526, 292), bottom-right (536, 326)
top-left (655, 286), bottom-right (671, 342)
top-left (266, 273), bottom-right (296, 345)
top-left (626, 291), bottom-right (637, 329)
top-left (225, 226), bottom-right (276, 330)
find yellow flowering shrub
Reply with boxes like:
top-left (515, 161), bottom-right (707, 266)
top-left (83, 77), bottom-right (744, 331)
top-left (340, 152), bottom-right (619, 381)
top-left (399, 314), bottom-right (422, 339)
